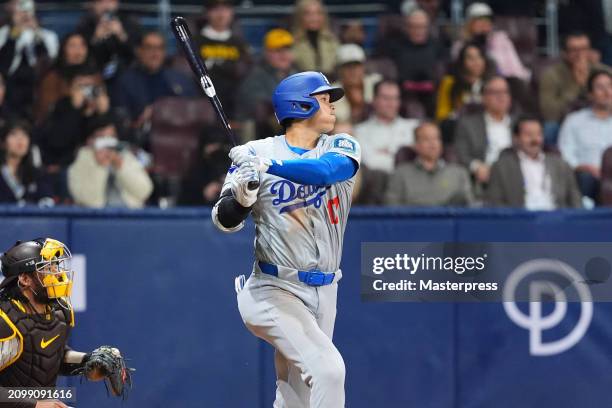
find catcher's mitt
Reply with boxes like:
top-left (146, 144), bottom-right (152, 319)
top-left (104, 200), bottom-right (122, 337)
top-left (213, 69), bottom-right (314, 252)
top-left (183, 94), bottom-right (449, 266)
top-left (79, 346), bottom-right (134, 400)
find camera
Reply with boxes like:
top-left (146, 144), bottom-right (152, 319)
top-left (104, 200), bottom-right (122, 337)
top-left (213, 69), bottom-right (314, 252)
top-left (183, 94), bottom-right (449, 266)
top-left (80, 85), bottom-right (101, 101)
top-left (93, 136), bottom-right (127, 152)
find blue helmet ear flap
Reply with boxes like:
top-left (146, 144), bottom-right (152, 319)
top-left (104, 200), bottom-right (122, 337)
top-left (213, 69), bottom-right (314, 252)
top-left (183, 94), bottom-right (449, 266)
top-left (289, 97), bottom-right (320, 119)
top-left (272, 71), bottom-right (343, 124)
top-left (273, 93), bottom-right (321, 123)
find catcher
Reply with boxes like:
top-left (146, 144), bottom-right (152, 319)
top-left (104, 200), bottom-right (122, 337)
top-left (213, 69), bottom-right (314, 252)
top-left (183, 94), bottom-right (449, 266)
top-left (0, 238), bottom-right (132, 408)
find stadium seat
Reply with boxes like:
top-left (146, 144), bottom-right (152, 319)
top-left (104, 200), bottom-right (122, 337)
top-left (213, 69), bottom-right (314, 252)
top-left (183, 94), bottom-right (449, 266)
top-left (395, 145), bottom-right (417, 166)
top-left (401, 94), bottom-right (427, 119)
top-left (599, 146), bottom-right (612, 206)
top-left (494, 16), bottom-right (539, 69)
top-left (543, 144), bottom-right (561, 155)
top-left (150, 97), bottom-right (216, 178)
top-left (374, 14), bottom-right (404, 46)
top-left (395, 144), bottom-right (458, 167)
top-left (365, 57), bottom-right (398, 81)
top-left (352, 165), bottom-right (389, 206)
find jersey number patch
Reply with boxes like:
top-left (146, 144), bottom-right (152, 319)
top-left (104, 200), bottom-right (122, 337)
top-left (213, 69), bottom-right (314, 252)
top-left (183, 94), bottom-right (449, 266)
top-left (327, 196), bottom-right (340, 224)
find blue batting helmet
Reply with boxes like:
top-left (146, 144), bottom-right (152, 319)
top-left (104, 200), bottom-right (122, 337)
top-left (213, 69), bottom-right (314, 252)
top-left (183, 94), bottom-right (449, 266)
top-left (272, 71), bottom-right (344, 124)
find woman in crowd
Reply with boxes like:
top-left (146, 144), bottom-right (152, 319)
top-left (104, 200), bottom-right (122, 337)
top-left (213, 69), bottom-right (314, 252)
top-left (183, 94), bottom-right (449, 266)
top-left (452, 2), bottom-right (530, 81)
top-left (332, 44), bottom-right (382, 123)
top-left (436, 42), bottom-right (495, 121)
top-left (292, 0), bottom-right (339, 76)
top-left (35, 32), bottom-right (95, 123)
top-left (0, 0), bottom-right (59, 118)
top-left (0, 120), bottom-right (50, 204)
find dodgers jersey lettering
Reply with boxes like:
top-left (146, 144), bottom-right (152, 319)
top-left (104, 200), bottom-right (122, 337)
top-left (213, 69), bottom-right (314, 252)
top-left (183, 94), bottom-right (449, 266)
top-left (222, 133), bottom-right (361, 273)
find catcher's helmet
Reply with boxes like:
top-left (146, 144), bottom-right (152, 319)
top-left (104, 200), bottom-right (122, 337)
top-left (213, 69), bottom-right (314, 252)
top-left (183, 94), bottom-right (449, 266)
top-left (0, 238), bottom-right (73, 299)
top-left (272, 71), bottom-right (344, 124)
top-left (1, 239), bottom-right (45, 280)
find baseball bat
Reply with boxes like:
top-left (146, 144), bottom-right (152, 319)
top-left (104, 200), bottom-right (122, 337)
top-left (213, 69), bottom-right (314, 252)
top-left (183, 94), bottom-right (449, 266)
top-left (170, 16), bottom-right (259, 190)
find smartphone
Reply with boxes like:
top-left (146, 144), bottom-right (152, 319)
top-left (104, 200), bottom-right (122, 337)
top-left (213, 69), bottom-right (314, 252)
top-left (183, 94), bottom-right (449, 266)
top-left (102, 10), bottom-right (116, 21)
top-left (15, 0), bottom-right (35, 14)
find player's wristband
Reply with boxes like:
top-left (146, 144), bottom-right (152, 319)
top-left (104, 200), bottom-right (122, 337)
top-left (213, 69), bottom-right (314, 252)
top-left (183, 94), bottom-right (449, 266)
top-left (215, 194), bottom-right (251, 230)
top-left (61, 352), bottom-right (90, 376)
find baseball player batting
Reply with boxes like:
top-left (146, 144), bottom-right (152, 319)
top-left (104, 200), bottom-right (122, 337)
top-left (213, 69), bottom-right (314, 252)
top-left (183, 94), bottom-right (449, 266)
top-left (212, 71), bottom-right (360, 408)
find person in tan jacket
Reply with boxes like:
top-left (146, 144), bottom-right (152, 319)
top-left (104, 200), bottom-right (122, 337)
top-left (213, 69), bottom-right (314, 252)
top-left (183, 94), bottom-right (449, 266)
top-left (291, 0), bottom-right (339, 76)
top-left (68, 120), bottom-right (152, 208)
top-left (538, 31), bottom-right (612, 143)
top-left (332, 44), bottom-right (382, 123)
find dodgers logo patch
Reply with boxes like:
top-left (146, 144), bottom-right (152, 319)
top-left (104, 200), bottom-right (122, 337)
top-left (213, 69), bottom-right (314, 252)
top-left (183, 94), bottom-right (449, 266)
top-left (333, 137), bottom-right (356, 153)
top-left (270, 180), bottom-right (330, 214)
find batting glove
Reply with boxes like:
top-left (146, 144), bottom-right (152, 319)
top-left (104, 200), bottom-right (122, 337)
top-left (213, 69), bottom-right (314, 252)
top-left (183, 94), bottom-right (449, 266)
top-left (231, 162), bottom-right (260, 207)
top-left (247, 156), bottom-right (273, 173)
top-left (229, 145), bottom-right (255, 165)
top-left (229, 146), bottom-right (274, 173)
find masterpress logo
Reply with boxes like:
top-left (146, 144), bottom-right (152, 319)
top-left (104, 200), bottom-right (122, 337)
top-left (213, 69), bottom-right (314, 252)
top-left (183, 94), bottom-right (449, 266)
top-left (503, 259), bottom-right (593, 356)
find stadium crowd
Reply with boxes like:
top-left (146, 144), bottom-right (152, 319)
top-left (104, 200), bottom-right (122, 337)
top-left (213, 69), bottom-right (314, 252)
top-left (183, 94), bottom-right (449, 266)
top-left (0, 0), bottom-right (611, 209)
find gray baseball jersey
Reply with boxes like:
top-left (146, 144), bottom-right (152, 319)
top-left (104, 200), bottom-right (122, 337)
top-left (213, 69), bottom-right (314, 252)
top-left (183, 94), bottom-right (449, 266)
top-left (222, 133), bottom-right (361, 273)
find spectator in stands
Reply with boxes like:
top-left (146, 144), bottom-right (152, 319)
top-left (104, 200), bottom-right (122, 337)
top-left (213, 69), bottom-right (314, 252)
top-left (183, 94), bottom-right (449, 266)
top-left (436, 43), bottom-right (494, 121)
top-left (332, 44), bottom-right (382, 124)
top-left (539, 31), bottom-right (612, 143)
top-left (178, 127), bottom-right (231, 206)
top-left (0, 119), bottom-right (51, 204)
top-left (113, 31), bottom-right (197, 129)
top-left (487, 115), bottom-right (582, 209)
top-left (339, 19), bottom-right (365, 47)
top-left (454, 76), bottom-right (513, 187)
top-left (235, 28), bottom-right (295, 140)
top-left (196, 0), bottom-right (250, 118)
top-left (400, 0), bottom-right (452, 46)
top-left (292, 0), bottom-right (339, 76)
top-left (483, 0), bottom-right (539, 16)
top-left (0, 0), bottom-right (58, 118)
top-left (379, 7), bottom-right (447, 118)
top-left (37, 66), bottom-right (109, 169)
top-left (351, 163), bottom-right (389, 206)
top-left (354, 80), bottom-right (419, 174)
top-left (600, 0), bottom-right (612, 66)
top-left (332, 121), bottom-right (353, 135)
top-left (452, 2), bottom-right (530, 81)
top-left (558, 70), bottom-right (612, 203)
top-left (385, 121), bottom-right (473, 206)
top-left (0, 3), bottom-right (7, 26)
top-left (35, 32), bottom-right (94, 123)
top-left (68, 118), bottom-right (152, 208)
top-left (558, 0), bottom-right (612, 67)
top-left (0, 73), bottom-right (13, 130)
top-left (334, 121), bottom-right (387, 205)
top-left (76, 0), bottom-right (142, 80)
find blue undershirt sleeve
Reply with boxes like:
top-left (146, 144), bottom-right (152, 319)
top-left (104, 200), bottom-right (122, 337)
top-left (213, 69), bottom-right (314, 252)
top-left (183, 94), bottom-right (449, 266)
top-left (267, 152), bottom-right (358, 186)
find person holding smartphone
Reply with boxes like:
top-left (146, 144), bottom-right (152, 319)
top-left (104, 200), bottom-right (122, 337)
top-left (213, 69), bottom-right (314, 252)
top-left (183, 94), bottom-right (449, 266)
top-left (67, 118), bottom-right (152, 208)
top-left (76, 0), bottom-right (142, 80)
top-left (0, 0), bottom-right (59, 117)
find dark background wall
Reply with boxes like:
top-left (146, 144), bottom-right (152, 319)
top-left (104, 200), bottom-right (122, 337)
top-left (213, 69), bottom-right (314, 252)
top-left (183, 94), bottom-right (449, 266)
top-left (0, 206), bottom-right (610, 408)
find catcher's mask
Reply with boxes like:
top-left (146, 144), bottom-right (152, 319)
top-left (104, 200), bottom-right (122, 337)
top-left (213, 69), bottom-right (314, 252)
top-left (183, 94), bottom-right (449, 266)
top-left (1, 238), bottom-right (74, 308)
top-left (35, 238), bottom-right (74, 300)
